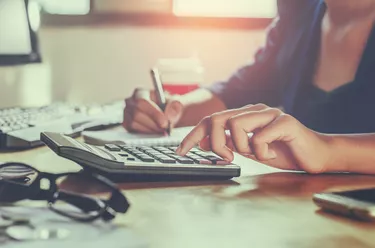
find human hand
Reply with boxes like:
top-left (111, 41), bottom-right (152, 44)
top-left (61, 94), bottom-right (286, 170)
top-left (176, 104), bottom-right (333, 174)
top-left (123, 88), bottom-right (183, 134)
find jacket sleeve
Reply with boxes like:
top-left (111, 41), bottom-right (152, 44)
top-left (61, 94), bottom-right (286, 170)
top-left (208, 2), bottom-right (294, 109)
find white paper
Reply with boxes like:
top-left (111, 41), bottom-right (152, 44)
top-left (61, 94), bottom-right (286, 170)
top-left (82, 126), bottom-right (193, 146)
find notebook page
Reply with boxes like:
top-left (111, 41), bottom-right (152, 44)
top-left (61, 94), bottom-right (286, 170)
top-left (82, 126), bottom-right (194, 146)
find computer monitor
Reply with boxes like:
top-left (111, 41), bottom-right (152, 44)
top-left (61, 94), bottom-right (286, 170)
top-left (0, 0), bottom-right (41, 65)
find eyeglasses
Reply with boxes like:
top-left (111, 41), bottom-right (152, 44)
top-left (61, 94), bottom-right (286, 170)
top-left (0, 162), bottom-right (129, 222)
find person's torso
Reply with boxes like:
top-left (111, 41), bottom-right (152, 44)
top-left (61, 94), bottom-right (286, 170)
top-left (275, 0), bottom-right (375, 133)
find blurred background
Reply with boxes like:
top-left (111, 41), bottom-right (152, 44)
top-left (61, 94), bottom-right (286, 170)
top-left (0, 0), bottom-right (276, 107)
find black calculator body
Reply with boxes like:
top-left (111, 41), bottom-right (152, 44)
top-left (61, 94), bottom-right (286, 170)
top-left (41, 132), bottom-right (241, 182)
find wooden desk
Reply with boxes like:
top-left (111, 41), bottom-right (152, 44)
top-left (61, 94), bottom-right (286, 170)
top-left (2, 146), bottom-right (375, 248)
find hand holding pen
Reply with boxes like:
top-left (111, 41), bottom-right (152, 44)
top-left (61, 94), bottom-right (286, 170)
top-left (123, 68), bottom-right (184, 135)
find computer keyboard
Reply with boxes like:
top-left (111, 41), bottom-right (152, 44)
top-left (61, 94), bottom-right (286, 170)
top-left (41, 132), bottom-right (241, 181)
top-left (0, 101), bottom-right (124, 149)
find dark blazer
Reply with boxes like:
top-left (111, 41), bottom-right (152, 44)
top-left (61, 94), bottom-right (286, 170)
top-left (209, 0), bottom-right (375, 133)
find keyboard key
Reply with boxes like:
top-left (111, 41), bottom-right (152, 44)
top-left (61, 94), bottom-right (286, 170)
top-left (104, 144), bottom-right (121, 152)
top-left (127, 158), bottom-right (135, 161)
top-left (118, 153), bottom-right (128, 157)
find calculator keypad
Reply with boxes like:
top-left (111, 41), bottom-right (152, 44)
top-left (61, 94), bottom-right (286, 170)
top-left (105, 145), bottom-right (228, 165)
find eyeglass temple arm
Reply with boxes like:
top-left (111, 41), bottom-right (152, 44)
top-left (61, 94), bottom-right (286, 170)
top-left (52, 191), bottom-right (104, 213)
top-left (89, 173), bottom-right (130, 213)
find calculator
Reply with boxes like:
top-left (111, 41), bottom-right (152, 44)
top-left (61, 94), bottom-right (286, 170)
top-left (40, 132), bottom-right (241, 181)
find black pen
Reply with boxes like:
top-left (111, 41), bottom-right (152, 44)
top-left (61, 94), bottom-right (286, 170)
top-left (150, 68), bottom-right (171, 136)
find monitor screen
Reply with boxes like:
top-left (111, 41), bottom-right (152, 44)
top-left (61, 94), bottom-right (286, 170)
top-left (0, 0), bottom-right (41, 65)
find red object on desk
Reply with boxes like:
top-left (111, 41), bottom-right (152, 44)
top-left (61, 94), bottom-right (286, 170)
top-left (163, 83), bottom-right (200, 95)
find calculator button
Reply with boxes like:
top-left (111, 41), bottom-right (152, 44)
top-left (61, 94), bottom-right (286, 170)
top-left (204, 156), bottom-right (227, 165)
top-left (167, 147), bottom-right (179, 152)
top-left (186, 153), bottom-right (201, 159)
top-left (195, 158), bottom-right (213, 165)
top-left (127, 158), bottom-right (135, 161)
top-left (215, 160), bottom-right (230, 165)
top-left (118, 153), bottom-right (128, 157)
top-left (152, 146), bottom-right (166, 151)
top-left (147, 153), bottom-right (163, 158)
top-left (162, 150), bottom-right (175, 155)
top-left (120, 146), bottom-right (131, 151)
top-left (177, 158), bottom-right (195, 164)
top-left (168, 155), bottom-right (194, 164)
top-left (157, 157), bottom-right (176, 163)
top-left (136, 154), bottom-right (154, 161)
top-left (137, 147), bottom-right (152, 151)
top-left (104, 144), bottom-right (121, 152)
top-left (139, 157), bottom-right (155, 162)
top-left (130, 153), bottom-right (154, 162)
top-left (148, 151), bottom-right (163, 155)
top-left (126, 150), bottom-right (138, 155)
